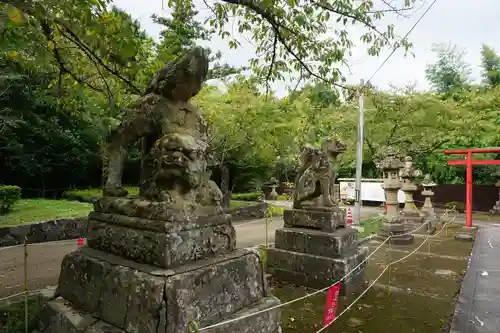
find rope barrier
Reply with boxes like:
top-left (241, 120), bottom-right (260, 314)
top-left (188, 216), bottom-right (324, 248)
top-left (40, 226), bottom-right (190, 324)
top-left (0, 289), bottom-right (47, 303)
top-left (315, 209), bottom-right (458, 333)
top-left (0, 239), bottom-right (77, 251)
top-left (0, 207), bottom-right (458, 320)
top-left (197, 207), bottom-right (456, 332)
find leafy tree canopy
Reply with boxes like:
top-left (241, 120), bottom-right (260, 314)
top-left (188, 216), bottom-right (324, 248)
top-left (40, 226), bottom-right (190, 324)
top-left (425, 43), bottom-right (471, 94)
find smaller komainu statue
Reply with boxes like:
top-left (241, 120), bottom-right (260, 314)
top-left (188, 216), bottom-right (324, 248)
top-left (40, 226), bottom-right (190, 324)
top-left (293, 138), bottom-right (346, 209)
top-left (101, 46), bottom-right (222, 215)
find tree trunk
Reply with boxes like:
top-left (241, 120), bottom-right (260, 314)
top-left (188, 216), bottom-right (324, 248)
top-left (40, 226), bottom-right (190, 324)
top-left (220, 164), bottom-right (231, 209)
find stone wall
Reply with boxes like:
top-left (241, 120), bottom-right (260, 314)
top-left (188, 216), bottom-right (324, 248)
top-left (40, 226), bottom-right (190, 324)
top-left (225, 202), bottom-right (270, 222)
top-left (0, 217), bottom-right (87, 247)
top-left (0, 203), bottom-right (269, 247)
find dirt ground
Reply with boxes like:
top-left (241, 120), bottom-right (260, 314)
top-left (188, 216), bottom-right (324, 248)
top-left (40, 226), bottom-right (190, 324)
top-left (0, 240), bottom-right (75, 299)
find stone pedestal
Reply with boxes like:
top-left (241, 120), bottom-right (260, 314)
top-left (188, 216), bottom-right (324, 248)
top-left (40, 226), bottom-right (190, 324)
top-left (378, 218), bottom-right (415, 244)
top-left (376, 149), bottom-right (414, 244)
top-left (420, 174), bottom-right (438, 234)
top-left (267, 207), bottom-right (368, 295)
top-left (41, 198), bottom-right (281, 333)
top-left (399, 156), bottom-right (427, 234)
top-left (268, 185), bottom-right (278, 200)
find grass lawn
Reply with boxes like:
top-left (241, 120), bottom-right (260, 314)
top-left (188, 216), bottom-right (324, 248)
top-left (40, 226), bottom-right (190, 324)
top-left (62, 186), bottom-right (139, 198)
top-left (229, 200), bottom-right (255, 209)
top-left (0, 199), bottom-right (93, 227)
top-left (0, 197), bottom-right (261, 227)
top-left (359, 216), bottom-right (384, 237)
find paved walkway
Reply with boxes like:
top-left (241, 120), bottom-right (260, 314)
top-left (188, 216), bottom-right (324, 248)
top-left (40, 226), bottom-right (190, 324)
top-left (450, 222), bottom-right (500, 333)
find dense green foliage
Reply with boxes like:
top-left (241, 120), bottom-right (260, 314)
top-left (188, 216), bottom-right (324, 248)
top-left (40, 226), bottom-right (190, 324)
top-left (0, 295), bottom-right (43, 333)
top-left (0, 185), bottom-right (21, 213)
top-left (425, 44), bottom-right (472, 94)
top-left (231, 192), bottom-right (264, 202)
top-left (0, 0), bottom-right (499, 196)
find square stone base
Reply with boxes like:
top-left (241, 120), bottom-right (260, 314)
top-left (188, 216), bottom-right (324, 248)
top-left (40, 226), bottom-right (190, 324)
top-left (42, 296), bottom-right (281, 333)
top-left (87, 212), bottom-right (236, 269)
top-left (400, 214), bottom-right (434, 235)
top-left (44, 248), bottom-right (281, 333)
top-left (377, 222), bottom-right (415, 245)
top-left (274, 227), bottom-right (358, 258)
top-left (283, 207), bottom-right (345, 232)
top-left (266, 246), bottom-right (369, 295)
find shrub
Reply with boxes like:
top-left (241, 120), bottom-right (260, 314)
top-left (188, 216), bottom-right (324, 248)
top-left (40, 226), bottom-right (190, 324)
top-left (342, 198), bottom-right (355, 205)
top-left (359, 216), bottom-right (385, 237)
top-left (277, 194), bottom-right (291, 201)
top-left (444, 201), bottom-right (466, 212)
top-left (0, 185), bottom-right (21, 214)
top-left (0, 295), bottom-right (43, 332)
top-left (231, 192), bottom-right (264, 202)
top-left (62, 187), bottom-right (140, 201)
top-left (266, 205), bottom-right (285, 217)
top-left (62, 188), bottom-right (103, 201)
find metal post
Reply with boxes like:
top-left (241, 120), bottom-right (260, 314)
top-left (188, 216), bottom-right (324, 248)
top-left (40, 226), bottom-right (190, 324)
top-left (24, 236), bottom-right (28, 333)
top-left (466, 151), bottom-right (473, 227)
top-left (354, 79), bottom-right (365, 225)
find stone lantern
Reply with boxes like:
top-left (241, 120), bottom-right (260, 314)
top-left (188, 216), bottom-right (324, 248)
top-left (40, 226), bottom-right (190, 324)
top-left (267, 177), bottom-right (279, 200)
top-left (421, 174), bottom-right (437, 217)
top-left (490, 168), bottom-right (500, 216)
top-left (399, 156), bottom-right (424, 225)
top-left (421, 174), bottom-right (438, 233)
top-left (377, 147), bottom-right (414, 244)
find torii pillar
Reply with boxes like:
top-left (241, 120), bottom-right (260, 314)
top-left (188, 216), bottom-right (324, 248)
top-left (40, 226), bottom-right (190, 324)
top-left (444, 147), bottom-right (500, 228)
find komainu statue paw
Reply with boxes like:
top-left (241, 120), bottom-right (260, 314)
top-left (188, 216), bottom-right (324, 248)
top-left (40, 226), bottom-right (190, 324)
top-left (103, 185), bottom-right (129, 197)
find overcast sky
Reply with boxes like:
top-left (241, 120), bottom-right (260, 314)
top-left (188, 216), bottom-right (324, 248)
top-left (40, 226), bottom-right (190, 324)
top-left (113, 0), bottom-right (500, 96)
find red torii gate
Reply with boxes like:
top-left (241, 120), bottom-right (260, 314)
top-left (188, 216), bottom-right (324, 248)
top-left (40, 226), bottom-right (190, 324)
top-left (444, 147), bottom-right (500, 228)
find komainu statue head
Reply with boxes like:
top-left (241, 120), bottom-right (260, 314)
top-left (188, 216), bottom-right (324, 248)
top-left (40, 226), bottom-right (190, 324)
top-left (144, 46), bottom-right (209, 101)
top-left (151, 133), bottom-right (208, 194)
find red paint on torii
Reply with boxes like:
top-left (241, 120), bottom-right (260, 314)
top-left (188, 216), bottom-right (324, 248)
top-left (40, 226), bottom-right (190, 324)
top-left (444, 147), bottom-right (500, 227)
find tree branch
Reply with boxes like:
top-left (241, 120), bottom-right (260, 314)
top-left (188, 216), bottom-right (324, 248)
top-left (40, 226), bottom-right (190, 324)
top-left (57, 22), bottom-right (141, 94)
top-left (310, 0), bottom-right (394, 48)
top-left (220, 0), bottom-right (350, 90)
top-left (386, 119), bottom-right (399, 144)
top-left (265, 32), bottom-right (278, 98)
top-left (38, 19), bottom-right (106, 94)
top-left (291, 68), bottom-right (304, 95)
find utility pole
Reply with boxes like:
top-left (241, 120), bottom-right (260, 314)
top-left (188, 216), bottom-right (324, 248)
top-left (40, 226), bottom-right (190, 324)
top-left (353, 79), bottom-right (365, 225)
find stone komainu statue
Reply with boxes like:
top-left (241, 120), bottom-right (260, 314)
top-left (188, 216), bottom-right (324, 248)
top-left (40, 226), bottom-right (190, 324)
top-left (293, 138), bottom-right (346, 209)
top-left (102, 47), bottom-right (222, 212)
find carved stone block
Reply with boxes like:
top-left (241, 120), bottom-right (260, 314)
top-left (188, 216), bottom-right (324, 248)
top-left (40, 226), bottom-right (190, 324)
top-left (267, 246), bottom-right (368, 295)
top-left (274, 227), bottom-right (358, 258)
top-left (86, 213), bottom-right (235, 269)
top-left (283, 208), bottom-right (345, 232)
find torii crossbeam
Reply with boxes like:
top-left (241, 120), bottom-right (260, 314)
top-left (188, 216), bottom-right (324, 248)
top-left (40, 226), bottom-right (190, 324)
top-left (444, 147), bottom-right (500, 227)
